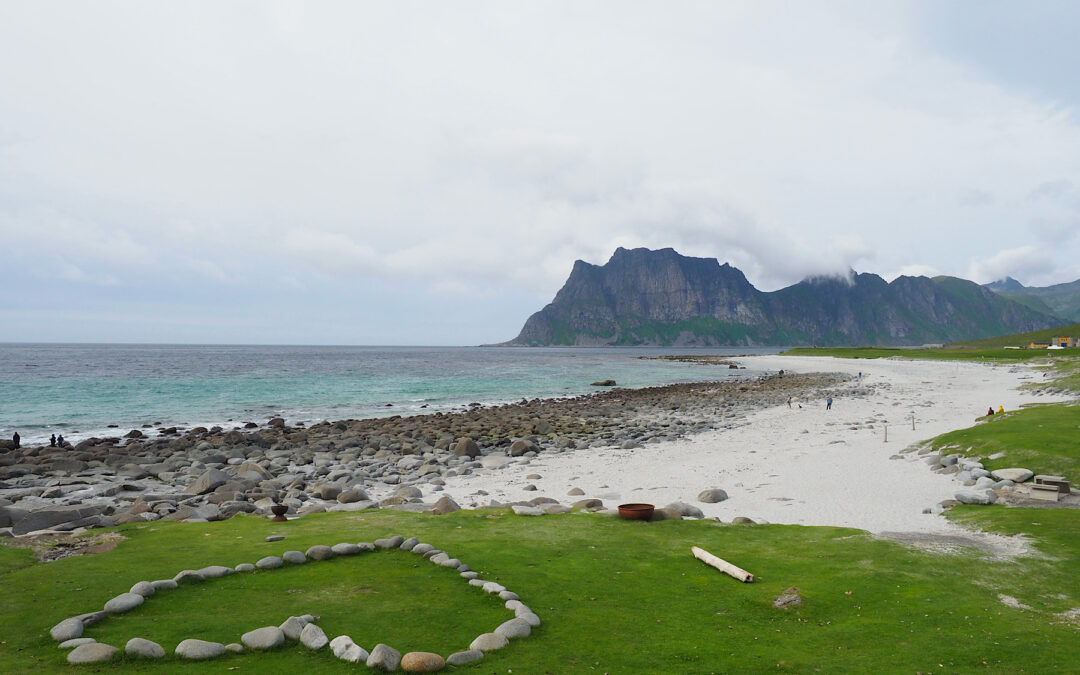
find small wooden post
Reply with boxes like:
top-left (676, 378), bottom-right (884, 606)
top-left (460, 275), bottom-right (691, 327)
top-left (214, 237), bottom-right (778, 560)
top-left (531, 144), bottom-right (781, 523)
top-left (691, 546), bottom-right (754, 582)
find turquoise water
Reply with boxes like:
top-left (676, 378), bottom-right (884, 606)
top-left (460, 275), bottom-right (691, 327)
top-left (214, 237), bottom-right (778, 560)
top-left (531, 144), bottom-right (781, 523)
top-left (0, 344), bottom-right (778, 445)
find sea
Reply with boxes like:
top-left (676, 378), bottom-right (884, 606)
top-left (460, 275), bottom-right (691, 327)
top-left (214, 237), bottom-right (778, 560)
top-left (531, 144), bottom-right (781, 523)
top-left (0, 344), bottom-right (780, 446)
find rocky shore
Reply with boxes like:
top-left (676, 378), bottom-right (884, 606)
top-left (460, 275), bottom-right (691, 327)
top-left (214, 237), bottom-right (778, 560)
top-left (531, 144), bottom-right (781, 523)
top-left (0, 372), bottom-right (852, 539)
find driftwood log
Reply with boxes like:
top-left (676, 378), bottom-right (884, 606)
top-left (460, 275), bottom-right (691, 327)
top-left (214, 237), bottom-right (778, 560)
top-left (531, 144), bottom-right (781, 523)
top-left (691, 546), bottom-right (754, 582)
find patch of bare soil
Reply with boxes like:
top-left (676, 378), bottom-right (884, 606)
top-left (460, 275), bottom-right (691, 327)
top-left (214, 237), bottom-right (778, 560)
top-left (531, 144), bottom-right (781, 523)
top-left (4, 531), bottom-right (125, 562)
top-left (876, 530), bottom-right (1036, 561)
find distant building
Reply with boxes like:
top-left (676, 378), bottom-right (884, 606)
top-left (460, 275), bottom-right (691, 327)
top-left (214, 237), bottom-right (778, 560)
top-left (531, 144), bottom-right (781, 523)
top-left (1031, 337), bottom-right (1078, 348)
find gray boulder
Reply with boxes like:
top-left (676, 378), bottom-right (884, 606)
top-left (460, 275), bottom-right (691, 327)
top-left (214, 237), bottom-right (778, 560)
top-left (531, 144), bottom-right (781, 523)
top-left (256, 556), bottom-right (284, 569)
top-left (330, 635), bottom-right (369, 662)
top-left (430, 495), bottom-right (461, 514)
top-left (665, 501), bottom-right (704, 518)
top-left (494, 617), bottom-right (532, 639)
top-left (175, 639), bottom-right (226, 659)
top-left (129, 581), bottom-right (156, 597)
top-left (337, 488), bottom-right (370, 503)
top-left (366, 643), bottom-right (402, 671)
top-left (447, 649), bottom-right (484, 665)
top-left (279, 616), bottom-right (309, 640)
top-left (305, 545), bottom-right (334, 560)
top-left (104, 592), bottom-right (144, 614)
top-left (697, 488), bottom-right (729, 503)
top-left (300, 622), bottom-right (329, 649)
top-left (13, 504), bottom-right (106, 535)
top-left (332, 542), bottom-right (361, 555)
top-left (991, 468), bottom-right (1034, 483)
top-left (59, 638), bottom-right (96, 649)
top-left (469, 632), bottom-right (508, 651)
top-left (51, 617), bottom-right (84, 641)
top-left (955, 490), bottom-right (998, 505)
top-left (453, 438), bottom-right (480, 457)
top-left (67, 642), bottom-right (117, 664)
top-left (241, 626), bottom-right (285, 650)
top-left (282, 550), bottom-right (307, 564)
top-left (375, 535), bottom-right (405, 548)
top-left (186, 468), bottom-right (229, 495)
top-left (125, 637), bottom-right (165, 658)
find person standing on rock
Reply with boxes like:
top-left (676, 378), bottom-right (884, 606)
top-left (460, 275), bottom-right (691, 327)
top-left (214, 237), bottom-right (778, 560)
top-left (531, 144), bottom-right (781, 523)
top-left (50, 434), bottom-right (56, 447)
top-left (826, 397), bottom-right (833, 410)
top-left (56, 434), bottom-right (65, 447)
top-left (11, 432), bottom-right (19, 449)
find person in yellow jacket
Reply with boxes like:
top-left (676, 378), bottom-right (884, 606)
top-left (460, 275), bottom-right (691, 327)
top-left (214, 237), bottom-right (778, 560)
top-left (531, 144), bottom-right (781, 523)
top-left (997, 405), bottom-right (1005, 414)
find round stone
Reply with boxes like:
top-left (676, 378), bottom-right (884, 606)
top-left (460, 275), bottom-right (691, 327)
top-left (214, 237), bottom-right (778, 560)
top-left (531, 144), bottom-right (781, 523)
top-left (300, 623), bottom-right (329, 649)
top-left (129, 581), bottom-right (156, 597)
top-left (282, 550), bottom-right (307, 564)
top-left (104, 592), bottom-right (144, 614)
top-left (447, 649), bottom-right (484, 665)
top-left (67, 642), bottom-right (117, 664)
top-left (469, 632), bottom-right (509, 651)
top-left (305, 545), bottom-right (334, 560)
top-left (256, 555), bottom-right (284, 569)
top-left (241, 626), bottom-right (285, 650)
top-left (401, 651), bottom-right (446, 672)
top-left (175, 638), bottom-right (226, 660)
top-left (366, 643), bottom-right (402, 671)
top-left (50, 617), bottom-right (84, 642)
top-left (125, 637), bottom-right (165, 658)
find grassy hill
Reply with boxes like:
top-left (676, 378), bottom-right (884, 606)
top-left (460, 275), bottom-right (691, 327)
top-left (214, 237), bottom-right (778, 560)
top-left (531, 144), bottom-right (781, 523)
top-left (948, 321), bottom-right (1080, 348)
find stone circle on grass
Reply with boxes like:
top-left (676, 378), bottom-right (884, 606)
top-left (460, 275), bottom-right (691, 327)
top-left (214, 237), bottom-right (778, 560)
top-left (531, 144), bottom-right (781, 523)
top-left (48, 534), bottom-right (539, 670)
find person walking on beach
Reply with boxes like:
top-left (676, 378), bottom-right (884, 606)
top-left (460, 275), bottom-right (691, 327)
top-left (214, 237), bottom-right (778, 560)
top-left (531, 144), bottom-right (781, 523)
top-left (787, 396), bottom-right (792, 408)
top-left (50, 434), bottom-right (56, 447)
top-left (826, 396), bottom-right (833, 410)
top-left (11, 432), bottom-right (19, 449)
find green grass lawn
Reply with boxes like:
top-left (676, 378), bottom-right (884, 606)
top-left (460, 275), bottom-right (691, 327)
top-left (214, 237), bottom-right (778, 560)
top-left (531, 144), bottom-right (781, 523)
top-left (927, 404), bottom-right (1080, 481)
top-left (2, 506), bottom-right (1080, 673)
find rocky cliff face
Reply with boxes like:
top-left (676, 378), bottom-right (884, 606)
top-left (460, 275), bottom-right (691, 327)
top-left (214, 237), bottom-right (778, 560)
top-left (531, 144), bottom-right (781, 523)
top-left (508, 247), bottom-right (1064, 346)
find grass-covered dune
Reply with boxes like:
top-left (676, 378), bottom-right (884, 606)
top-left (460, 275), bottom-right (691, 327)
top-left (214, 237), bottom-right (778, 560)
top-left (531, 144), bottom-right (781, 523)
top-left (2, 505), bottom-right (1080, 673)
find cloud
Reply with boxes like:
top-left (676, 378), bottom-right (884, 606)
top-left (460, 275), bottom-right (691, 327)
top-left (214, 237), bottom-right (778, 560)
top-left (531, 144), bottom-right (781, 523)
top-left (967, 245), bottom-right (1052, 284)
top-left (3, 2), bottom-right (1080, 342)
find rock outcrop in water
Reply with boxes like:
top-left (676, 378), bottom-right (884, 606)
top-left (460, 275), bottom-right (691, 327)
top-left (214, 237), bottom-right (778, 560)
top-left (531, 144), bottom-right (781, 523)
top-left (505, 247), bottom-right (1064, 347)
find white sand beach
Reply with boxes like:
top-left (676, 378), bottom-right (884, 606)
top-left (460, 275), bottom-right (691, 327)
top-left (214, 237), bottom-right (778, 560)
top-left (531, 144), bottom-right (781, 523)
top-left (438, 355), bottom-right (1068, 537)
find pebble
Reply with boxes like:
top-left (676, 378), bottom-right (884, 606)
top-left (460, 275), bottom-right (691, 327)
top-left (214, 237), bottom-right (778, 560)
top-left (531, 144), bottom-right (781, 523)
top-left (265, 535), bottom-right (285, 542)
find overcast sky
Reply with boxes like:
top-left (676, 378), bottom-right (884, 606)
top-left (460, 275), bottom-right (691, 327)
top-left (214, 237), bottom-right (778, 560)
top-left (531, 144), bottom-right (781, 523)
top-left (2, 1), bottom-right (1079, 345)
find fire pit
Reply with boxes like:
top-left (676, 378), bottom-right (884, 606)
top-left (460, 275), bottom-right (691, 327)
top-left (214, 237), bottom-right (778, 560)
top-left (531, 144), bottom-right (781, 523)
top-left (617, 503), bottom-right (655, 520)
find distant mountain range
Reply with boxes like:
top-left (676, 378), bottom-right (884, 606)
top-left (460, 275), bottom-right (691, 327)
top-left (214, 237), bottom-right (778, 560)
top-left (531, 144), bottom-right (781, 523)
top-left (985, 276), bottom-right (1080, 322)
top-left (503, 247), bottom-right (1074, 347)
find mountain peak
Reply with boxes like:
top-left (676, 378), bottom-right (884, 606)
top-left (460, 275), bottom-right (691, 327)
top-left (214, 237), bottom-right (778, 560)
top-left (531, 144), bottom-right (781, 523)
top-left (986, 276), bottom-right (1025, 292)
top-left (505, 247), bottom-right (1064, 346)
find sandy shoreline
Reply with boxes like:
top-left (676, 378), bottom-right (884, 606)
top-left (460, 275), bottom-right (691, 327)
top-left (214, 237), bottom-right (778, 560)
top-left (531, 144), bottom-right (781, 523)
top-left (437, 355), bottom-right (1068, 536)
top-left (1, 355), bottom-right (1071, 546)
